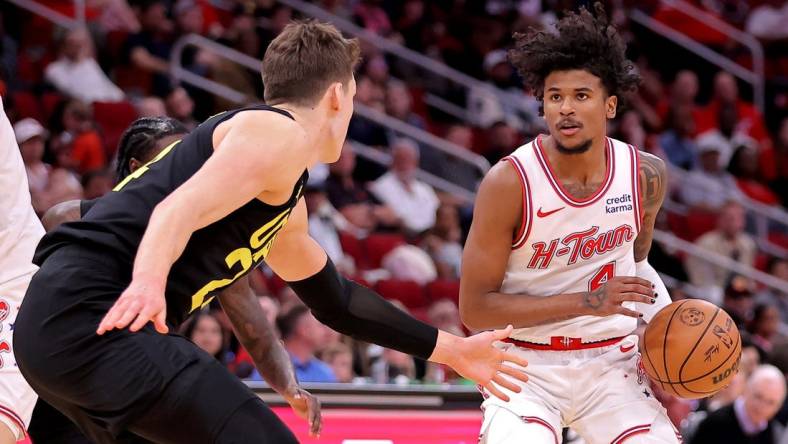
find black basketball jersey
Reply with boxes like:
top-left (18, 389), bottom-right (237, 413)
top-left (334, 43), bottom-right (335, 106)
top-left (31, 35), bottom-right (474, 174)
top-left (35, 105), bottom-right (308, 325)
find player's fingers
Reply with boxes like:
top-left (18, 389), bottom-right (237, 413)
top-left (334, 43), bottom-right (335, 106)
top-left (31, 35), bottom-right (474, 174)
top-left (113, 303), bottom-right (142, 329)
top-left (491, 324), bottom-right (514, 341)
top-left (492, 374), bottom-right (521, 393)
top-left (615, 307), bottom-right (643, 319)
top-left (498, 363), bottom-right (529, 384)
top-left (498, 350), bottom-right (528, 370)
top-left (620, 277), bottom-right (653, 288)
top-left (484, 382), bottom-right (510, 403)
top-left (618, 292), bottom-right (656, 305)
top-left (97, 303), bottom-right (127, 334)
top-left (309, 398), bottom-right (322, 436)
top-left (621, 283), bottom-right (654, 296)
top-left (153, 310), bottom-right (169, 334)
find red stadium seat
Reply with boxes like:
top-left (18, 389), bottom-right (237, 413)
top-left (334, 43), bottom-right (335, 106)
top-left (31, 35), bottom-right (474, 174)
top-left (374, 279), bottom-right (427, 309)
top-left (768, 232), bottom-right (788, 250)
top-left (363, 233), bottom-right (406, 269)
top-left (92, 101), bottom-right (139, 157)
top-left (685, 209), bottom-right (719, 242)
top-left (41, 91), bottom-right (64, 123)
top-left (425, 279), bottom-right (461, 305)
top-left (339, 231), bottom-right (368, 269)
top-left (11, 91), bottom-right (43, 122)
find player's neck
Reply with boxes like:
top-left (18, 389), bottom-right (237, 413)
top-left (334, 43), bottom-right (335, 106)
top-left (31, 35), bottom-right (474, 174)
top-left (541, 134), bottom-right (608, 182)
top-left (272, 102), bottom-right (328, 165)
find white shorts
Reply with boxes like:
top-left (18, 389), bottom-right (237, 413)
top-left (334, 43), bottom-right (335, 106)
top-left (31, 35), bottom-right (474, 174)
top-left (0, 274), bottom-right (37, 440)
top-left (480, 335), bottom-right (683, 444)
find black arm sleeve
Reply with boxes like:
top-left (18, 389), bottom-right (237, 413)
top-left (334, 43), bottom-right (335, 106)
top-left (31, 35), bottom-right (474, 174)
top-left (287, 259), bottom-right (439, 360)
top-left (79, 198), bottom-right (99, 217)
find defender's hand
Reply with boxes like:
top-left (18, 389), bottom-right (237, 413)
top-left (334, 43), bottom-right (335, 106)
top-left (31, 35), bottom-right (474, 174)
top-left (284, 387), bottom-right (322, 437)
top-left (445, 325), bottom-right (529, 402)
top-left (582, 276), bottom-right (655, 318)
top-left (97, 279), bottom-right (169, 334)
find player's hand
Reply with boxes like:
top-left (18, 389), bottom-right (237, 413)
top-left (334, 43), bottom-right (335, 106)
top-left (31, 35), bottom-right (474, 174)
top-left (284, 387), bottom-right (322, 437)
top-left (445, 325), bottom-right (529, 402)
top-left (582, 276), bottom-right (655, 318)
top-left (96, 278), bottom-right (169, 335)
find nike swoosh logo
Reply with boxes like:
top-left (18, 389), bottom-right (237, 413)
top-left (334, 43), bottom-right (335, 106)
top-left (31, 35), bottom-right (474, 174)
top-left (536, 207), bottom-right (565, 218)
top-left (620, 344), bottom-right (635, 353)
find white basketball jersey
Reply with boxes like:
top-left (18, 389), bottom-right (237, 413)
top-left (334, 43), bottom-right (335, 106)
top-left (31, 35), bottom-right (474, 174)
top-left (0, 97), bottom-right (44, 286)
top-left (502, 135), bottom-right (642, 342)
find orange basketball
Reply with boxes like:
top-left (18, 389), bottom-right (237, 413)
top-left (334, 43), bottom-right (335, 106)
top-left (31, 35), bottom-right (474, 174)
top-left (641, 299), bottom-right (741, 399)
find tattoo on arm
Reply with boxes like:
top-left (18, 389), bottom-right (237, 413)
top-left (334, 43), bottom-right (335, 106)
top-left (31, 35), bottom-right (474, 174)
top-left (583, 286), bottom-right (606, 310)
top-left (633, 152), bottom-right (667, 262)
top-left (220, 279), bottom-right (298, 394)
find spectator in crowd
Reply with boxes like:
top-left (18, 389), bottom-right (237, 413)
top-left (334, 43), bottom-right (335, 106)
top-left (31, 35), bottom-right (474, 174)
top-left (96, 0), bottom-right (141, 34)
top-left (346, 76), bottom-right (387, 147)
top-left (124, 0), bottom-right (174, 95)
top-left (422, 123), bottom-right (481, 191)
top-left (659, 103), bottom-right (697, 170)
top-left (728, 144), bottom-right (781, 205)
top-left (304, 184), bottom-right (357, 274)
top-left (353, 0), bottom-right (392, 37)
top-left (616, 110), bottom-right (647, 149)
top-left (44, 27), bottom-right (125, 103)
top-left (257, 295), bottom-right (280, 329)
top-left (427, 299), bottom-right (464, 338)
top-left (371, 347), bottom-right (416, 385)
top-left (384, 79), bottom-right (425, 132)
top-left (723, 276), bottom-right (756, 329)
top-left (81, 169), bottom-right (114, 200)
top-left (50, 100), bottom-right (106, 175)
top-left (768, 117), bottom-right (788, 206)
top-left (324, 143), bottom-right (398, 232)
top-left (689, 365), bottom-right (786, 444)
top-left (135, 96), bottom-right (167, 117)
top-left (165, 86), bottom-right (198, 130)
top-left (251, 305), bottom-right (337, 383)
top-left (696, 101), bottom-right (759, 171)
top-left (657, 70), bottom-right (700, 125)
top-left (748, 304), bottom-right (784, 356)
top-left (14, 117), bottom-right (82, 214)
top-left (695, 71), bottom-right (770, 152)
top-left (745, 0), bottom-right (788, 40)
top-left (422, 203), bottom-right (463, 279)
top-left (686, 202), bottom-right (757, 297)
top-left (679, 142), bottom-right (741, 211)
top-left (467, 49), bottom-right (539, 133)
top-left (756, 258), bottom-right (788, 324)
top-left (369, 138), bottom-right (440, 234)
top-left (181, 311), bottom-right (228, 364)
top-left (321, 342), bottom-right (355, 383)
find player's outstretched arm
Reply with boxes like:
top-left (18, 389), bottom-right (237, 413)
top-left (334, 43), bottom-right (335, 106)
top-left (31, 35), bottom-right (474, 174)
top-left (266, 199), bottom-right (529, 401)
top-left (633, 151), bottom-right (672, 322)
top-left (459, 161), bottom-right (656, 331)
top-left (219, 275), bottom-right (321, 437)
top-left (97, 111), bottom-right (308, 335)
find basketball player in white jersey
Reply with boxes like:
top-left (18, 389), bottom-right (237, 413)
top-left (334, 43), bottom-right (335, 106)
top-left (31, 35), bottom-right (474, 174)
top-left (460, 5), bottom-right (681, 443)
top-left (0, 97), bottom-right (46, 443)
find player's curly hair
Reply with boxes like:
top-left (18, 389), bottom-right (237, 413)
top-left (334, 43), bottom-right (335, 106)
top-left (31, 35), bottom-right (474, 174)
top-left (508, 2), bottom-right (640, 115)
top-left (115, 117), bottom-right (187, 181)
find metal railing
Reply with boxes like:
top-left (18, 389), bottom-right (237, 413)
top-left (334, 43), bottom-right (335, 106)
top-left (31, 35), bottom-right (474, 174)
top-left (4, 0), bottom-right (81, 29)
top-left (629, 0), bottom-right (765, 112)
top-left (169, 33), bottom-right (490, 188)
top-left (274, 0), bottom-right (536, 129)
top-left (665, 164), bottom-right (788, 258)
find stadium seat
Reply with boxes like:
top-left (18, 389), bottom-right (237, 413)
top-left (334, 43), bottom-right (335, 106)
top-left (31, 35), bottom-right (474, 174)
top-left (11, 91), bottom-right (43, 122)
top-left (425, 279), bottom-right (461, 305)
top-left (363, 233), bottom-right (406, 269)
top-left (41, 91), bottom-right (64, 123)
top-left (685, 209), bottom-right (719, 241)
top-left (374, 279), bottom-right (427, 309)
top-left (339, 231), bottom-right (368, 269)
top-left (92, 101), bottom-right (139, 156)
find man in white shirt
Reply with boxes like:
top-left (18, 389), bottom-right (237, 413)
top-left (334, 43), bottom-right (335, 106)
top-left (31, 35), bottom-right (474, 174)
top-left (44, 27), bottom-right (124, 103)
top-left (680, 142), bottom-right (742, 211)
top-left (369, 138), bottom-right (440, 234)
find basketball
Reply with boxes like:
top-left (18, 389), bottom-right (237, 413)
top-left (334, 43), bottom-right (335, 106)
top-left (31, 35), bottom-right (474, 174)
top-left (641, 299), bottom-right (742, 399)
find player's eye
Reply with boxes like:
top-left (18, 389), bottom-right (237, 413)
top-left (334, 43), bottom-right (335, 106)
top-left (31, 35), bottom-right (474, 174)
top-left (577, 93), bottom-right (588, 100)
top-left (550, 94), bottom-right (561, 101)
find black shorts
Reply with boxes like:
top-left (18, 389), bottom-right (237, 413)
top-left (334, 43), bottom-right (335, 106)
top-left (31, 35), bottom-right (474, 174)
top-left (14, 245), bottom-right (296, 444)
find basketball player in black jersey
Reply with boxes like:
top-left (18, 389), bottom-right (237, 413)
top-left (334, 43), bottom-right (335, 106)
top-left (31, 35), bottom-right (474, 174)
top-left (14, 21), bottom-right (529, 444)
top-left (32, 117), bottom-right (323, 442)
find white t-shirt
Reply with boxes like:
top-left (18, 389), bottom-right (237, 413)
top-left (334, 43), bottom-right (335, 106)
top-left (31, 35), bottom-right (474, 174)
top-left (369, 172), bottom-right (439, 233)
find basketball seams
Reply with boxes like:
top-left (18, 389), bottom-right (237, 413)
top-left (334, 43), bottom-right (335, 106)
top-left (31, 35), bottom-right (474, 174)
top-left (676, 307), bottom-right (720, 383)
top-left (678, 333), bottom-right (741, 393)
top-left (661, 300), bottom-right (689, 385)
top-left (643, 301), bottom-right (687, 391)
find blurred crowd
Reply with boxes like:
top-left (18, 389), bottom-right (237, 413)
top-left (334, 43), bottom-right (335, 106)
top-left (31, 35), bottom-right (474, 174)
top-left (2, 0), bottom-right (788, 441)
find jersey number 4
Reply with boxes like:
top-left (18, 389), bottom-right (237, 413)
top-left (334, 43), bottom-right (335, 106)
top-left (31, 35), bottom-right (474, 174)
top-left (588, 262), bottom-right (616, 291)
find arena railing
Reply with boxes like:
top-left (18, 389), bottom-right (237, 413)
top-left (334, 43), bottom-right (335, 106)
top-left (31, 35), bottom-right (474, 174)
top-left (168, 33), bottom-right (490, 191)
top-left (628, 0), bottom-right (765, 113)
top-left (665, 164), bottom-right (788, 258)
top-left (5, 0), bottom-right (83, 29)
top-left (273, 0), bottom-right (538, 129)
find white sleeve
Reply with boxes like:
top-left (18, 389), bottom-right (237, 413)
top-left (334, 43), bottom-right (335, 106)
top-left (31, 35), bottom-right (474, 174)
top-left (634, 259), bottom-right (672, 322)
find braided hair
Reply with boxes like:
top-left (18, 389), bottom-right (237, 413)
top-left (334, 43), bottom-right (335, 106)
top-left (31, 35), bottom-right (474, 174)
top-left (115, 117), bottom-right (188, 181)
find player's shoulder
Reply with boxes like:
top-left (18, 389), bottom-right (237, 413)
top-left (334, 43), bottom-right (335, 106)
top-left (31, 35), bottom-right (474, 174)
top-left (228, 107), bottom-right (305, 142)
top-left (479, 157), bottom-right (523, 196)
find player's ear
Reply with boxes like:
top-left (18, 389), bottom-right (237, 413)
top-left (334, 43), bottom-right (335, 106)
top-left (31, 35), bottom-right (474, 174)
top-left (129, 158), bottom-right (143, 173)
top-left (606, 95), bottom-right (618, 119)
top-left (328, 82), bottom-right (343, 111)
